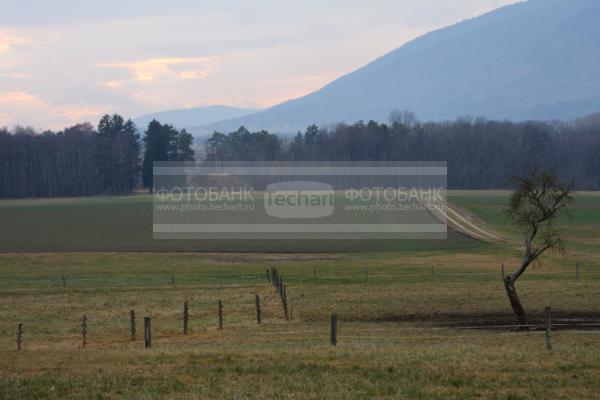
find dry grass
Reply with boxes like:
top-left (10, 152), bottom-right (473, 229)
top-left (1, 250), bottom-right (600, 399)
top-left (1, 191), bottom-right (599, 398)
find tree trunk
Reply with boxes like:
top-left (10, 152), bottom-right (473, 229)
top-left (503, 276), bottom-right (527, 325)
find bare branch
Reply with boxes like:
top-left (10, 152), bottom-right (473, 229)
top-left (506, 167), bottom-right (573, 282)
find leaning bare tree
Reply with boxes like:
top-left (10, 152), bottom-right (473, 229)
top-left (504, 168), bottom-right (573, 324)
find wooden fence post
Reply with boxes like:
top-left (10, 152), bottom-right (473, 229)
top-left (255, 295), bottom-right (261, 324)
top-left (576, 261), bottom-right (580, 281)
top-left (545, 307), bottom-right (553, 352)
top-left (218, 300), bottom-right (223, 330)
top-left (313, 269), bottom-right (317, 286)
top-left (62, 275), bottom-right (66, 288)
top-left (81, 315), bottom-right (87, 348)
top-left (266, 269), bottom-right (271, 283)
top-left (330, 314), bottom-right (337, 346)
top-left (144, 317), bottom-right (152, 349)
top-left (501, 264), bottom-right (505, 280)
top-left (16, 323), bottom-right (23, 351)
top-left (278, 278), bottom-right (284, 302)
top-left (130, 310), bottom-right (136, 341)
top-left (282, 285), bottom-right (289, 320)
top-left (271, 268), bottom-right (278, 288)
top-left (183, 301), bottom-right (189, 335)
top-left (282, 283), bottom-right (287, 302)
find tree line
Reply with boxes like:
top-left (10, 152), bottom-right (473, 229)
top-left (2, 113), bottom-right (599, 198)
top-left (206, 116), bottom-right (600, 189)
top-left (0, 116), bottom-right (194, 198)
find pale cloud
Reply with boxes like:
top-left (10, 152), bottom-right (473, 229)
top-left (0, 31), bottom-right (29, 53)
top-left (0, 30), bottom-right (34, 70)
top-left (0, 91), bottom-right (109, 130)
top-left (131, 90), bottom-right (152, 101)
top-left (0, 113), bottom-right (9, 126)
top-left (96, 57), bottom-right (213, 83)
top-left (56, 105), bottom-right (110, 123)
top-left (179, 70), bottom-right (209, 80)
top-left (0, 73), bottom-right (28, 78)
top-left (0, 91), bottom-right (38, 103)
top-left (0, 28), bottom-right (58, 67)
top-left (104, 80), bottom-right (124, 89)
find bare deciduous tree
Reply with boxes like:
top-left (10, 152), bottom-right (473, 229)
top-left (504, 168), bottom-right (573, 323)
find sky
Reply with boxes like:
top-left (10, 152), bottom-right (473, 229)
top-left (0, 0), bottom-right (519, 130)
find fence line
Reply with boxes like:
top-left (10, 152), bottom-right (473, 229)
top-left (4, 261), bottom-right (598, 350)
top-left (2, 269), bottom-right (598, 291)
top-left (8, 302), bottom-right (600, 351)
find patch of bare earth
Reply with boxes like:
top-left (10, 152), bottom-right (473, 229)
top-left (358, 311), bottom-right (600, 331)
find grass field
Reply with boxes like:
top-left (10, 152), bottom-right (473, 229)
top-left (0, 193), bottom-right (479, 253)
top-left (0, 192), bottom-right (599, 399)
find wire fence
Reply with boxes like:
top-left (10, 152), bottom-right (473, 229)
top-left (6, 306), bottom-right (600, 352)
top-left (3, 264), bottom-right (600, 351)
top-left (1, 263), bottom-right (598, 291)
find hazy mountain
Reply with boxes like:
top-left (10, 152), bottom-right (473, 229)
top-left (573, 111), bottom-right (600, 128)
top-left (206, 0), bottom-right (600, 134)
top-left (134, 105), bottom-right (260, 130)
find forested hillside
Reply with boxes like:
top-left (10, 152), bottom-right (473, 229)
top-left (206, 117), bottom-right (600, 189)
top-left (2, 113), bottom-right (599, 198)
top-left (0, 116), bottom-right (194, 198)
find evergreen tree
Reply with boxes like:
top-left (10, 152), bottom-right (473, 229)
top-left (142, 120), bottom-right (195, 189)
top-left (96, 114), bottom-right (141, 193)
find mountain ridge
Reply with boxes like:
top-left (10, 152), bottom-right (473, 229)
top-left (134, 105), bottom-right (260, 131)
top-left (199, 0), bottom-right (600, 134)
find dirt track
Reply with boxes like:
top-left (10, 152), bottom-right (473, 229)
top-left (429, 202), bottom-right (505, 243)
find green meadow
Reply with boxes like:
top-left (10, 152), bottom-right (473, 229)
top-left (0, 191), bottom-right (599, 399)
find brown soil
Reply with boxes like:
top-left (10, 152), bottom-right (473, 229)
top-left (355, 311), bottom-right (600, 331)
